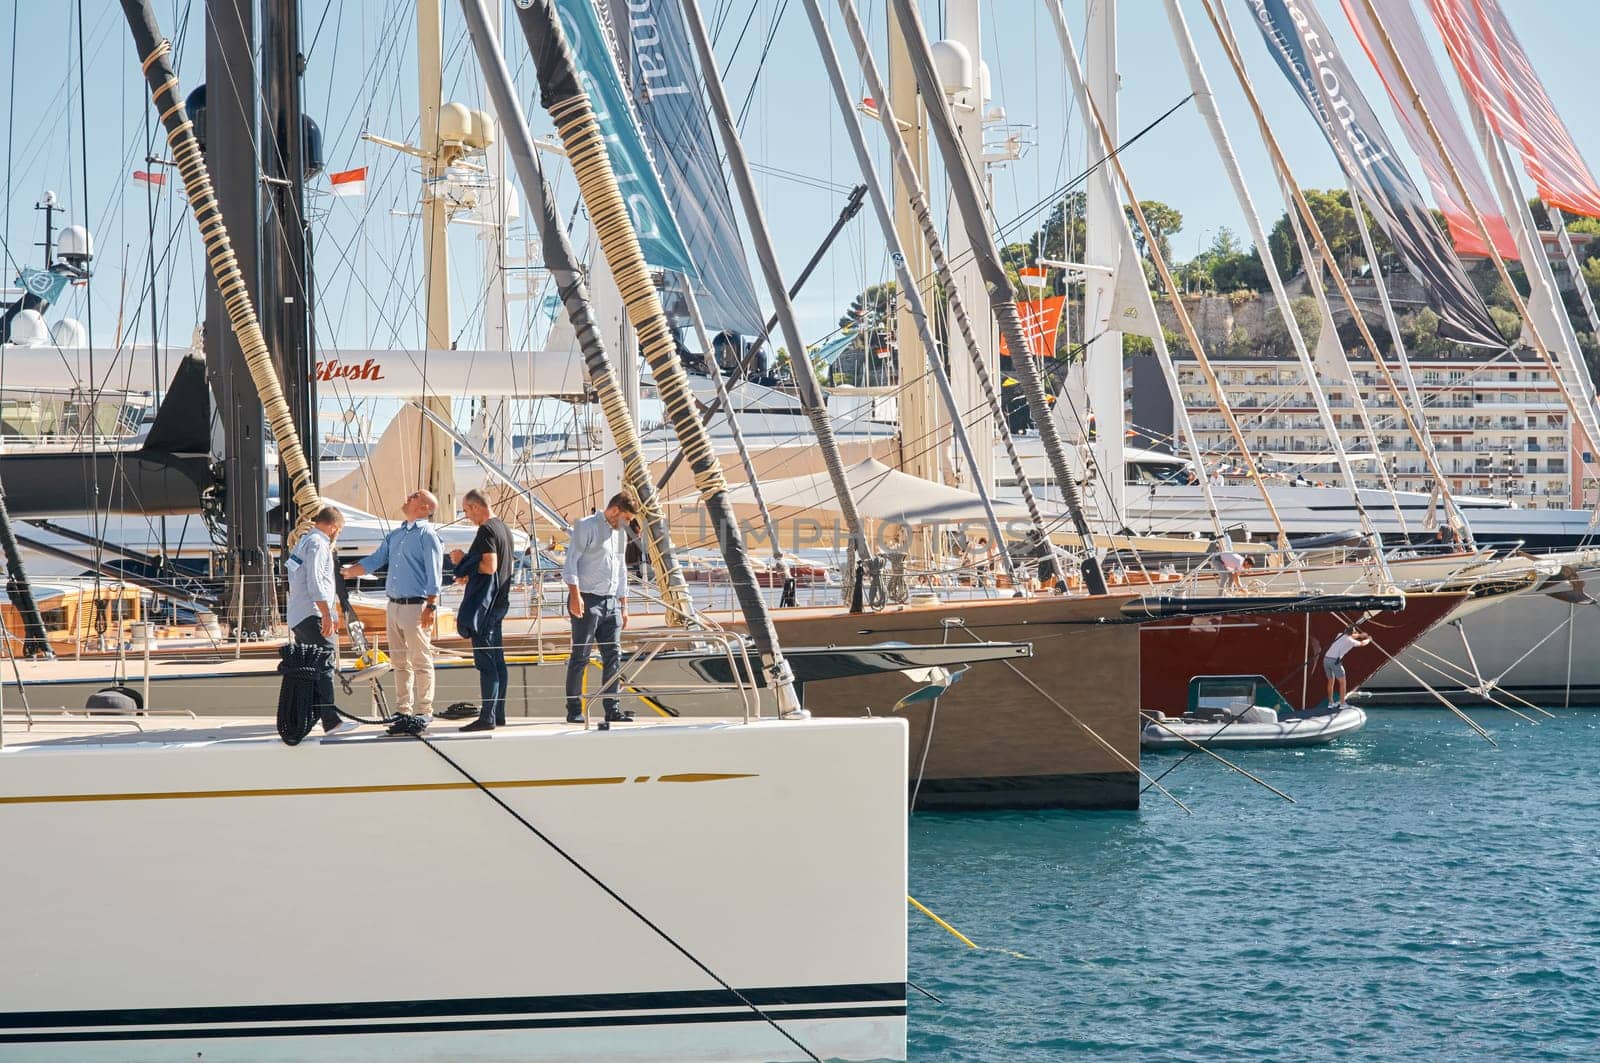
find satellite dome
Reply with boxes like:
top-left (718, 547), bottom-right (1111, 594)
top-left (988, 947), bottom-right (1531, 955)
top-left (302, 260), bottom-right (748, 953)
top-left (931, 39), bottom-right (974, 98)
top-left (10, 310), bottom-right (49, 346)
top-left (50, 317), bottom-right (87, 348)
top-left (58, 224), bottom-right (94, 265)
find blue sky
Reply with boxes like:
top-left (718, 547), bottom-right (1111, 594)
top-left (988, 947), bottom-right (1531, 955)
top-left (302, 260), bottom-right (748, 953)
top-left (2, 0), bottom-right (1597, 359)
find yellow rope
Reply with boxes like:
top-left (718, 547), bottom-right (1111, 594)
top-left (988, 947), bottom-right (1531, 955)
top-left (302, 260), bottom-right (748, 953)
top-left (907, 894), bottom-right (977, 949)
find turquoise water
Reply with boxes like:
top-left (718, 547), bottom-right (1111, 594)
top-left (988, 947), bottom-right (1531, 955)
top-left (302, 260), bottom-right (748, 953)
top-left (907, 709), bottom-right (1600, 1061)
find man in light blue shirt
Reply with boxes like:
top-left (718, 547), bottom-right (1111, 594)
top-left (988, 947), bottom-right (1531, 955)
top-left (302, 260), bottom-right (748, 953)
top-left (343, 490), bottom-right (444, 724)
top-left (286, 506), bottom-right (355, 736)
top-left (563, 492), bottom-right (637, 724)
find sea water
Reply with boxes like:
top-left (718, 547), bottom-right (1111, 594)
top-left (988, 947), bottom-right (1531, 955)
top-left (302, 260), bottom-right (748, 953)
top-left (907, 709), bottom-right (1600, 1061)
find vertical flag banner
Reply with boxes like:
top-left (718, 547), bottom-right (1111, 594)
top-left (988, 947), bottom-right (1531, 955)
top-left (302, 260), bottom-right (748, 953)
top-left (554, 0), bottom-right (696, 278)
top-left (604, 0), bottom-right (765, 338)
top-left (329, 167), bottom-right (367, 197)
top-left (1247, 0), bottom-right (1504, 348)
top-left (1340, 0), bottom-right (1516, 259)
top-left (1426, 0), bottom-right (1600, 220)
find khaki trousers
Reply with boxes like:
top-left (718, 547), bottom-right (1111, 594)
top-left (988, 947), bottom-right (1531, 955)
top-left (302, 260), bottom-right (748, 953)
top-left (386, 601), bottom-right (436, 714)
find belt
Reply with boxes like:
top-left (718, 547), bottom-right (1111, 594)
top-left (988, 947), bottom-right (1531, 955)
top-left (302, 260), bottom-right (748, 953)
top-left (390, 596), bottom-right (430, 605)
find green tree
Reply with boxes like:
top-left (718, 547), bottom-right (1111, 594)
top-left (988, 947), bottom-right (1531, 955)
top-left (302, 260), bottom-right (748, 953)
top-left (1266, 189), bottom-right (1393, 276)
top-left (1125, 200), bottom-right (1184, 265)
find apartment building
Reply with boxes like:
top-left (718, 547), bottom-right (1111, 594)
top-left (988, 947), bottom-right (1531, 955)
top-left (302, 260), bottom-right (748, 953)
top-left (1130, 351), bottom-right (1586, 508)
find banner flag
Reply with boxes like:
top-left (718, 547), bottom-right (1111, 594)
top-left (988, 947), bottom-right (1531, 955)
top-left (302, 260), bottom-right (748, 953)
top-left (555, 0), bottom-right (695, 278)
top-left (1427, 0), bottom-right (1600, 219)
top-left (1247, 0), bottom-right (1504, 348)
top-left (17, 267), bottom-right (68, 305)
top-left (132, 169), bottom-right (166, 187)
top-left (1340, 0), bottom-right (1516, 259)
top-left (603, 0), bottom-right (764, 338)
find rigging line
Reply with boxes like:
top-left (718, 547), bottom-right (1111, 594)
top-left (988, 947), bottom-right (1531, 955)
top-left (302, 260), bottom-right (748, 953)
top-left (5, 0), bottom-right (13, 262)
top-left (76, 0), bottom-right (105, 582)
top-left (734, 0), bottom-right (790, 132)
top-left (406, 729), bottom-right (833, 1056)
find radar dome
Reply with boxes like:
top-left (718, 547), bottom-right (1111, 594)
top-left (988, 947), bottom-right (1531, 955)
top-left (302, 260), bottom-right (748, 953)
top-left (58, 224), bottom-right (94, 265)
top-left (50, 317), bottom-right (87, 348)
top-left (9, 310), bottom-right (49, 346)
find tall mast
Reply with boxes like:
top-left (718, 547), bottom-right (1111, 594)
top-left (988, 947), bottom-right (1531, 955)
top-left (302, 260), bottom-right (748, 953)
top-left (795, 0), bottom-right (1023, 589)
top-left (1045, 0), bottom-right (1297, 557)
top-left (1156, 0), bottom-right (1397, 554)
top-left (416, 0), bottom-right (457, 516)
top-left (890, 0), bottom-right (1109, 594)
top-left (498, 0), bottom-right (798, 701)
top-left (261, 0), bottom-right (317, 537)
top-left (678, 0), bottom-right (873, 604)
top-left (832, 0), bottom-right (1059, 564)
top-left (1083, 0), bottom-right (1125, 528)
top-left (454, 0), bottom-right (694, 623)
top-left (204, 0), bottom-right (275, 634)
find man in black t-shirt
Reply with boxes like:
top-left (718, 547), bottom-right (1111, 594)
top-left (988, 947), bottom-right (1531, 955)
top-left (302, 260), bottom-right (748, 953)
top-left (451, 489), bottom-right (515, 731)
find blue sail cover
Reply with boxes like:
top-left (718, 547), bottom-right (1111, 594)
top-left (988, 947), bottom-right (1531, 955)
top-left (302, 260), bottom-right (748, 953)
top-left (555, 0), bottom-right (696, 278)
top-left (604, 0), bottom-right (766, 339)
top-left (1247, 0), bottom-right (1503, 348)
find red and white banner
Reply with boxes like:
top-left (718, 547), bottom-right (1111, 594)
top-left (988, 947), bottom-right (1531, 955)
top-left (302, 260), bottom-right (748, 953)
top-left (329, 166), bottom-right (367, 198)
top-left (1426, 0), bottom-right (1600, 219)
top-left (132, 169), bottom-right (165, 186)
top-left (1017, 265), bottom-right (1051, 289)
top-left (999, 295), bottom-right (1066, 360)
top-left (1341, 0), bottom-right (1516, 259)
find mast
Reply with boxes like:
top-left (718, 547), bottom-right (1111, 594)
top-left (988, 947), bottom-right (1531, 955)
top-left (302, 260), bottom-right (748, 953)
top-left (455, 0), bottom-right (693, 624)
top-left (498, 0), bottom-right (799, 700)
top-left (795, 0), bottom-right (1023, 589)
top-left (1083, 0), bottom-right (1125, 528)
top-left (677, 0), bottom-right (873, 607)
top-left (1549, 207), bottom-right (1600, 339)
top-left (119, 0), bottom-right (324, 540)
top-left (261, 0), bottom-right (318, 539)
top-left (1197, 0), bottom-right (1485, 543)
top-left (416, 0), bottom-right (457, 516)
top-left (889, 0), bottom-right (1109, 594)
top-left (833, 0), bottom-right (1075, 556)
top-left (204, 0), bottom-right (275, 634)
top-left (1157, 0), bottom-right (1397, 554)
top-left (1045, 0), bottom-right (1295, 556)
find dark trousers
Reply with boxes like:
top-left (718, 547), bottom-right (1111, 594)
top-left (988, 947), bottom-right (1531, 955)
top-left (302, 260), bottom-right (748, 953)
top-left (472, 614), bottom-right (509, 725)
top-left (565, 593), bottom-right (620, 715)
top-left (291, 615), bottom-right (341, 730)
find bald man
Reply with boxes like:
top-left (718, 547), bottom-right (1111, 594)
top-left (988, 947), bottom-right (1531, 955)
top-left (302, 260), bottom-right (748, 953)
top-left (343, 489), bottom-right (444, 725)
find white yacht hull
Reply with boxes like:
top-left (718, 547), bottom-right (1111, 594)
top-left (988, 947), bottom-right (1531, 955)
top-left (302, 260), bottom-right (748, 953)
top-left (0, 716), bottom-right (908, 1061)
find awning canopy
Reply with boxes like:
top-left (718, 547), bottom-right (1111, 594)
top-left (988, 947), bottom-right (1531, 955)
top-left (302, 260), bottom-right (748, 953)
top-left (670, 457), bottom-right (1034, 526)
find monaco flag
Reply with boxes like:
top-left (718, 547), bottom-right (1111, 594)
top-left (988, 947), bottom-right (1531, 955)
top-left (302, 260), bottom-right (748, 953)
top-left (132, 169), bottom-right (165, 186)
top-left (329, 166), bottom-right (367, 197)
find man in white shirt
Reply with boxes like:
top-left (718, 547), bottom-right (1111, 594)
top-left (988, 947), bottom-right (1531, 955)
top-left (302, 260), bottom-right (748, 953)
top-left (1324, 625), bottom-right (1373, 708)
top-left (562, 493), bottom-right (638, 724)
top-left (285, 507), bottom-right (356, 736)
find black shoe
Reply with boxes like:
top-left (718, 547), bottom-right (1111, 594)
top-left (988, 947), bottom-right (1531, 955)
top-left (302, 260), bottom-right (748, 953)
top-left (604, 709), bottom-right (635, 723)
top-left (566, 710), bottom-right (584, 724)
top-left (459, 719), bottom-right (496, 732)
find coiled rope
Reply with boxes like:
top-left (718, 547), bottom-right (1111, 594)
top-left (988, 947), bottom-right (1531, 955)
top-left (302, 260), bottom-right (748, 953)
top-left (122, 13), bottom-right (323, 545)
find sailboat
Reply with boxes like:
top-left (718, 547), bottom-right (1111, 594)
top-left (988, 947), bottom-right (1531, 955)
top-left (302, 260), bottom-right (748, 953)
top-left (0, 4), bottom-right (913, 1061)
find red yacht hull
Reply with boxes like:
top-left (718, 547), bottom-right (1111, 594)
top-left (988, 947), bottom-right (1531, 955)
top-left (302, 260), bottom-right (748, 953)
top-left (1140, 591), bottom-right (1466, 714)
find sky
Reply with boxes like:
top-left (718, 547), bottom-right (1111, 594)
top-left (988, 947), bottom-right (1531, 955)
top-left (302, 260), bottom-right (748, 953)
top-left (2, 0), bottom-right (1598, 375)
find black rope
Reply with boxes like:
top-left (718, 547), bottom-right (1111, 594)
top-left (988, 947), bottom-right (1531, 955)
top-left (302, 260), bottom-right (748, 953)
top-left (406, 732), bottom-right (823, 1063)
